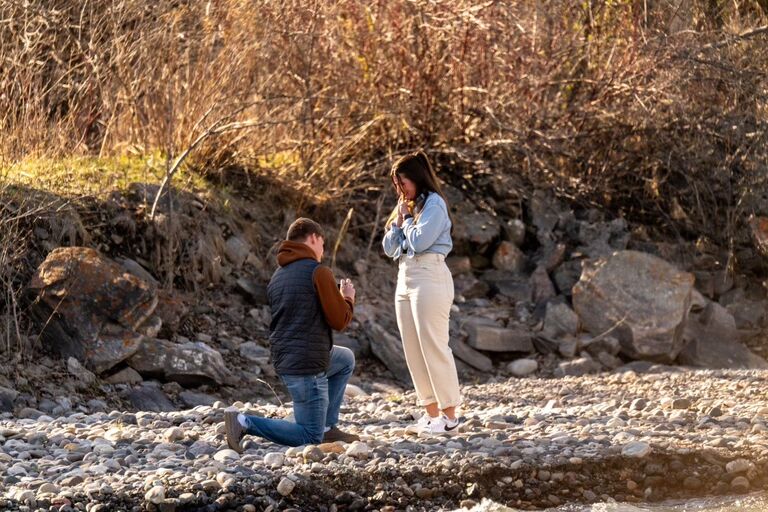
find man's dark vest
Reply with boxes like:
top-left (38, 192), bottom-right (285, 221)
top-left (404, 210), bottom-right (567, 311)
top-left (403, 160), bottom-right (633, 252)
top-left (267, 258), bottom-right (332, 375)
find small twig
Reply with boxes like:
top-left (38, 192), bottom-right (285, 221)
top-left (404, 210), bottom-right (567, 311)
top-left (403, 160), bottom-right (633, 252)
top-left (697, 25), bottom-right (768, 53)
top-left (148, 114), bottom-right (379, 221)
top-left (365, 193), bottom-right (385, 261)
top-left (252, 377), bottom-right (284, 407)
top-left (581, 314), bottom-right (630, 345)
top-left (331, 207), bottom-right (354, 272)
top-left (149, 119), bottom-right (256, 221)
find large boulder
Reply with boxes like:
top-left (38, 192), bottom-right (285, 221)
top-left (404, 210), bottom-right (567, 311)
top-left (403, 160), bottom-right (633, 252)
top-left (27, 247), bottom-right (158, 373)
top-left (480, 270), bottom-right (532, 303)
top-left (0, 385), bottom-right (18, 413)
top-left (501, 219), bottom-right (526, 247)
top-left (542, 301), bottom-right (580, 338)
top-left (552, 260), bottom-right (583, 296)
top-left (492, 241), bottom-right (525, 273)
top-left (333, 333), bottom-right (370, 359)
top-left (678, 302), bottom-right (768, 369)
top-left (452, 211), bottom-right (501, 253)
top-left (573, 251), bottom-right (695, 362)
top-left (575, 218), bottom-right (630, 259)
top-left (127, 339), bottom-right (236, 387)
top-left (530, 266), bottom-right (557, 307)
top-left (445, 184), bottom-right (501, 254)
top-left (224, 236), bottom-right (251, 269)
top-left (463, 318), bottom-right (534, 353)
top-left (153, 291), bottom-right (189, 338)
top-left (453, 274), bottom-right (491, 300)
top-left (127, 385), bottom-right (176, 412)
top-left (449, 338), bottom-right (493, 372)
top-left (236, 277), bottom-right (269, 305)
top-left (529, 190), bottom-right (563, 246)
top-left (363, 321), bottom-right (412, 385)
top-left (719, 288), bottom-right (768, 330)
top-left (446, 256), bottom-right (472, 277)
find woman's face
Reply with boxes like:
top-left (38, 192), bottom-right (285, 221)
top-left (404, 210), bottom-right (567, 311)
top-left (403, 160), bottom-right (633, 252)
top-left (396, 174), bottom-right (418, 201)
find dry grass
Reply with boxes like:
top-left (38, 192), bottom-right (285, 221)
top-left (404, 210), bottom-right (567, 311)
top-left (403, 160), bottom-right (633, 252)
top-left (2, 154), bottom-right (212, 199)
top-left (0, 2), bottom-right (764, 224)
top-left (0, 1), bottom-right (767, 348)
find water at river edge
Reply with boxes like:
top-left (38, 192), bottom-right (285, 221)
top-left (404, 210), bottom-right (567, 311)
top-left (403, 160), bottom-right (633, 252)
top-left (461, 494), bottom-right (768, 511)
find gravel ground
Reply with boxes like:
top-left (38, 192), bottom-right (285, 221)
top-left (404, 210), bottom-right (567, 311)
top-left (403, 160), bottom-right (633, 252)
top-left (2, 367), bottom-right (768, 511)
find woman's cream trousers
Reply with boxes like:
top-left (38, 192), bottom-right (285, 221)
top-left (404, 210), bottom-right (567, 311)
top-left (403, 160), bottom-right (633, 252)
top-left (395, 253), bottom-right (461, 409)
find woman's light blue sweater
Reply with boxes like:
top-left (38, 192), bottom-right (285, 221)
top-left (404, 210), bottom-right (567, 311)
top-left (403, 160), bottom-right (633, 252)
top-left (382, 192), bottom-right (453, 260)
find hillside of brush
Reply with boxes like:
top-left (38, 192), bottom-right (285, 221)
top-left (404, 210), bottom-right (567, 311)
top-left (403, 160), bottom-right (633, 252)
top-left (0, 1), bottom-right (767, 351)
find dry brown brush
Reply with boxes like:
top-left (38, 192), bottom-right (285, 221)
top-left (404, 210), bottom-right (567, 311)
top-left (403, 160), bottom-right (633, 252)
top-left (0, 1), bottom-right (767, 261)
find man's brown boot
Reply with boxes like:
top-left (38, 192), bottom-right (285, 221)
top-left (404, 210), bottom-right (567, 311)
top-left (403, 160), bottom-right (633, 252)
top-left (224, 408), bottom-right (245, 453)
top-left (323, 426), bottom-right (360, 444)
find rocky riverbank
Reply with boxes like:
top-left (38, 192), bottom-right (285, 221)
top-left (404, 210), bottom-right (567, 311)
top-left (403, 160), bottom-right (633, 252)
top-left (2, 366), bottom-right (767, 512)
top-left (5, 171), bottom-right (768, 512)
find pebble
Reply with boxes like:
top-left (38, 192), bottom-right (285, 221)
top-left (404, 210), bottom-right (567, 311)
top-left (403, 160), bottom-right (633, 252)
top-left (163, 427), bottom-right (184, 443)
top-left (264, 452), bottom-right (285, 468)
top-left (345, 441), bottom-right (370, 459)
top-left (145, 486), bottom-right (165, 504)
top-left (345, 384), bottom-right (368, 398)
top-left (277, 476), bottom-right (295, 496)
top-left (302, 445), bottom-right (324, 462)
top-left (726, 458), bottom-right (753, 474)
top-left (37, 482), bottom-right (59, 494)
top-left (213, 449), bottom-right (240, 462)
top-left (507, 358), bottom-right (538, 377)
top-left (621, 441), bottom-right (651, 458)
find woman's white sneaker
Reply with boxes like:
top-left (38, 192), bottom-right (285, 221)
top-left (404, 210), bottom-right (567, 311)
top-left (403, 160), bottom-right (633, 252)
top-left (441, 415), bottom-right (460, 434)
top-left (406, 414), bottom-right (461, 436)
top-left (405, 414), bottom-right (435, 435)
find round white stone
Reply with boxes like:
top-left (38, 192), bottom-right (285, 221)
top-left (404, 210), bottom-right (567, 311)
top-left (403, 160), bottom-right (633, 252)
top-left (345, 441), bottom-right (371, 459)
top-left (621, 441), bottom-right (651, 458)
top-left (507, 358), bottom-right (539, 377)
top-left (264, 452), bottom-right (285, 468)
top-left (213, 449), bottom-right (240, 462)
top-left (277, 477), bottom-right (295, 496)
top-left (145, 485), bottom-right (165, 504)
top-left (726, 458), bottom-right (753, 474)
top-left (344, 384), bottom-right (368, 398)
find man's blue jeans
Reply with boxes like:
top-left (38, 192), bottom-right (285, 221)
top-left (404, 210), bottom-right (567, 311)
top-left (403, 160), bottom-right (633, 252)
top-left (240, 346), bottom-right (355, 446)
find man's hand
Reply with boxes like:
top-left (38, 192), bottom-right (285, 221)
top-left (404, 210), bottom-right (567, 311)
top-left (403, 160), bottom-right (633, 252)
top-left (340, 278), bottom-right (356, 302)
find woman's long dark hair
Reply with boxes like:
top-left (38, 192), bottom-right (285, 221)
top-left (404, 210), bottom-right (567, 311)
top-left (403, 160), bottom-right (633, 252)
top-left (385, 150), bottom-right (451, 229)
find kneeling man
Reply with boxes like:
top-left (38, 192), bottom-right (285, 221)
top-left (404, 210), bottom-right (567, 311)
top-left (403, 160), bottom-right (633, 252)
top-left (225, 218), bottom-right (359, 450)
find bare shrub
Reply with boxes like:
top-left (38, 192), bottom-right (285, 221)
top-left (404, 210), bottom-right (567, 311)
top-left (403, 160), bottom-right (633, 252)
top-left (0, 177), bottom-right (56, 353)
top-left (0, 0), bottom-right (766, 266)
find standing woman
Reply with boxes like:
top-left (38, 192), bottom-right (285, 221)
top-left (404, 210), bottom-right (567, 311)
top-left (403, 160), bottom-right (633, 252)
top-left (382, 151), bottom-right (461, 434)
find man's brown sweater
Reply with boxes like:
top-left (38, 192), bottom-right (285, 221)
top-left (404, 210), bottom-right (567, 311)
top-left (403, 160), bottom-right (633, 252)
top-left (276, 241), bottom-right (354, 330)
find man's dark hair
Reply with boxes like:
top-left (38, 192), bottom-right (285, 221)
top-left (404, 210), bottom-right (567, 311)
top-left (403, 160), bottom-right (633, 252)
top-left (286, 217), bottom-right (324, 242)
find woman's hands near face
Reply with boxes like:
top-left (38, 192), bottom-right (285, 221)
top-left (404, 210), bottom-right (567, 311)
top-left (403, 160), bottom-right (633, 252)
top-left (398, 199), bottom-right (411, 217)
top-left (395, 196), bottom-right (411, 227)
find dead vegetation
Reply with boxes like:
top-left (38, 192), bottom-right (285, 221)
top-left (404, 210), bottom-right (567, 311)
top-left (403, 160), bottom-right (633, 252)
top-left (0, 1), bottom-right (767, 348)
top-left (0, 1), bottom-right (765, 227)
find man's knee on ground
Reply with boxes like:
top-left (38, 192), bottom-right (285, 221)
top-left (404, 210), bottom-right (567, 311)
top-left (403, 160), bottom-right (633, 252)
top-left (302, 426), bottom-right (325, 445)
